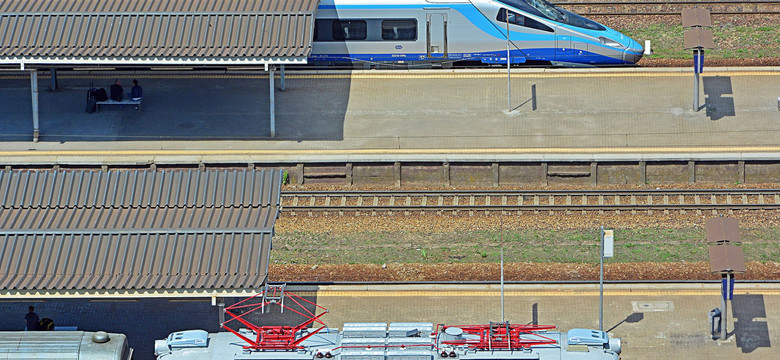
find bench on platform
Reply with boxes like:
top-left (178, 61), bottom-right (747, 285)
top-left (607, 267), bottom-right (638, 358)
top-left (96, 99), bottom-right (142, 112)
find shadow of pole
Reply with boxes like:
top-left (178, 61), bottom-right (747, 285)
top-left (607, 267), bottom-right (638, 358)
top-left (732, 294), bottom-right (771, 353)
top-left (606, 312), bottom-right (644, 333)
top-left (702, 76), bottom-right (735, 121)
top-left (511, 84), bottom-right (537, 112)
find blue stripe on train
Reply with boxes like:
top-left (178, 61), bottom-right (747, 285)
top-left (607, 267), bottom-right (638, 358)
top-left (309, 49), bottom-right (625, 65)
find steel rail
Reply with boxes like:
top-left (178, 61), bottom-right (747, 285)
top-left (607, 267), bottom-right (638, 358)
top-left (281, 189), bottom-right (780, 214)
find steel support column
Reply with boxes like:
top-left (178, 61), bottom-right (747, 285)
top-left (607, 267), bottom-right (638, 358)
top-left (50, 68), bottom-right (58, 91)
top-left (693, 48), bottom-right (701, 112)
top-left (30, 70), bottom-right (40, 142)
top-left (280, 64), bottom-right (286, 91)
top-left (269, 66), bottom-right (276, 138)
top-left (720, 272), bottom-right (730, 340)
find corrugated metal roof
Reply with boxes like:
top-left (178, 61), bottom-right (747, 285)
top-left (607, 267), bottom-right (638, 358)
top-left (0, 169), bottom-right (281, 209)
top-left (0, 0), bottom-right (319, 65)
top-left (0, 206), bottom-right (276, 230)
top-left (0, 0), bottom-right (318, 13)
top-left (0, 168), bottom-right (282, 294)
top-left (0, 231), bottom-right (271, 291)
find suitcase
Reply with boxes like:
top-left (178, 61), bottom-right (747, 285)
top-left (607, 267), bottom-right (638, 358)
top-left (86, 98), bottom-right (97, 113)
top-left (86, 87), bottom-right (98, 113)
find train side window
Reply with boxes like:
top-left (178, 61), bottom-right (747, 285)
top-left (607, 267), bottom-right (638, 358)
top-left (524, 17), bottom-right (553, 32)
top-left (332, 20), bottom-right (367, 41)
top-left (314, 19), bottom-right (335, 41)
top-left (382, 20), bottom-right (417, 41)
top-left (497, 8), bottom-right (553, 32)
top-left (497, 8), bottom-right (524, 26)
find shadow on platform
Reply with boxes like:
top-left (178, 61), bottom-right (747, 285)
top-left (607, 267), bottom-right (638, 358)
top-left (703, 76), bottom-right (735, 121)
top-left (732, 294), bottom-right (771, 353)
top-left (606, 312), bottom-right (644, 332)
top-left (0, 75), bottom-right (350, 142)
top-left (0, 298), bottom-right (221, 360)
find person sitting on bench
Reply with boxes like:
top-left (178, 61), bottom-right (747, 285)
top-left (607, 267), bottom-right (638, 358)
top-left (109, 79), bottom-right (124, 101)
top-left (126, 80), bottom-right (143, 110)
top-left (128, 80), bottom-right (143, 101)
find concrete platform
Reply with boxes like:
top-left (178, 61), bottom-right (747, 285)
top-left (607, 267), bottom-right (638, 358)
top-left (2, 283), bottom-right (776, 360)
top-left (0, 68), bottom-right (778, 164)
top-left (311, 283), bottom-right (778, 360)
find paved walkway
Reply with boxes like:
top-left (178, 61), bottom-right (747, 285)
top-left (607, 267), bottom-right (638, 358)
top-left (0, 68), bottom-right (778, 164)
top-left (310, 283), bottom-right (777, 360)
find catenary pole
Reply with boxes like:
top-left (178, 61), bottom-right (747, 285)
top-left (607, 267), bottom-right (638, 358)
top-left (506, 15), bottom-right (511, 112)
top-left (599, 226), bottom-right (604, 331)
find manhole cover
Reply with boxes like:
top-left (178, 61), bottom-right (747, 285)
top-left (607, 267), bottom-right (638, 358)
top-left (632, 301), bottom-right (674, 312)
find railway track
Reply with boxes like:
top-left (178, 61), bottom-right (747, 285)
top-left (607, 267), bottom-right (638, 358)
top-left (553, 0), bottom-right (780, 16)
top-left (281, 189), bottom-right (780, 215)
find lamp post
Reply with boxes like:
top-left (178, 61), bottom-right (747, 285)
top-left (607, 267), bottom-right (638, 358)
top-left (705, 217), bottom-right (746, 341)
top-left (682, 8), bottom-right (714, 112)
top-left (506, 12), bottom-right (511, 112)
top-left (599, 227), bottom-right (614, 331)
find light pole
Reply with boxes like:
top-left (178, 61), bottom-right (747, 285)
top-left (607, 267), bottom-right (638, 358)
top-left (682, 8), bottom-right (714, 112)
top-left (599, 227), bottom-right (614, 331)
top-left (506, 13), bottom-right (511, 112)
top-left (706, 217), bottom-right (746, 341)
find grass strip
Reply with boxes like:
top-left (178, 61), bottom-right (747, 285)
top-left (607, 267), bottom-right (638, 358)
top-left (273, 227), bottom-right (780, 265)
top-left (618, 24), bottom-right (780, 59)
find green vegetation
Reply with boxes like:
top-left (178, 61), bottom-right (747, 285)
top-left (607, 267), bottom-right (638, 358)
top-left (617, 24), bottom-right (780, 59)
top-left (272, 227), bottom-right (780, 265)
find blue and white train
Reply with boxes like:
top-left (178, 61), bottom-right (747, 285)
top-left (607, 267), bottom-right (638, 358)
top-left (310, 0), bottom-right (643, 66)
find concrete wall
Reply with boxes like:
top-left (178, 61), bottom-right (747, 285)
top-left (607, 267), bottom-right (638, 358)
top-left (288, 160), bottom-right (780, 186)
top-left (9, 160), bottom-right (780, 187)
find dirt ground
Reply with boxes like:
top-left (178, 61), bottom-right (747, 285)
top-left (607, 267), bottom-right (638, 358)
top-left (269, 261), bottom-right (780, 282)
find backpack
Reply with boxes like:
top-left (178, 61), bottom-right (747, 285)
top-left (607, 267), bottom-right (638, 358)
top-left (39, 318), bottom-right (55, 331)
top-left (95, 88), bottom-right (108, 101)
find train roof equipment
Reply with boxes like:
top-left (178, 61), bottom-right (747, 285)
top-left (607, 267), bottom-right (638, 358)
top-left (155, 284), bottom-right (622, 360)
top-left (220, 284), bottom-right (330, 351)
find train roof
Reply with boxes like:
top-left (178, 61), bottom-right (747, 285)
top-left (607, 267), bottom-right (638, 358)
top-left (0, 331), bottom-right (129, 360)
top-left (156, 325), bottom-right (620, 360)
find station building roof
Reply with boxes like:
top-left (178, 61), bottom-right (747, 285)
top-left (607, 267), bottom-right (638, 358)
top-left (0, 0), bottom-right (319, 67)
top-left (0, 168), bottom-right (283, 297)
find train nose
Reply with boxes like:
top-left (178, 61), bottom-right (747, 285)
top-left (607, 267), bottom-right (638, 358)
top-left (623, 38), bottom-right (644, 64)
top-left (623, 49), bottom-right (643, 64)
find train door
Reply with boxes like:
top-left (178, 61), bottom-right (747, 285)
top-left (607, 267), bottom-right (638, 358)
top-left (556, 34), bottom-right (573, 60)
top-left (426, 13), bottom-right (448, 58)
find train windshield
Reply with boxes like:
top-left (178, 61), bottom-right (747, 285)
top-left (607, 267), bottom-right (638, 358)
top-left (497, 0), bottom-right (606, 30)
top-left (497, 0), bottom-right (563, 22)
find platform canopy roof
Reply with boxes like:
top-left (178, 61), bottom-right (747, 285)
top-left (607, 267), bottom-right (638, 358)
top-left (0, 168), bottom-right (283, 297)
top-left (0, 0), bottom-right (319, 67)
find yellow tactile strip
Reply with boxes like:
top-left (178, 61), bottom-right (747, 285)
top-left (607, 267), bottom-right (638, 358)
top-left (304, 289), bottom-right (780, 297)
top-left (0, 71), bottom-right (777, 80)
top-left (2, 146), bottom-right (780, 157)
